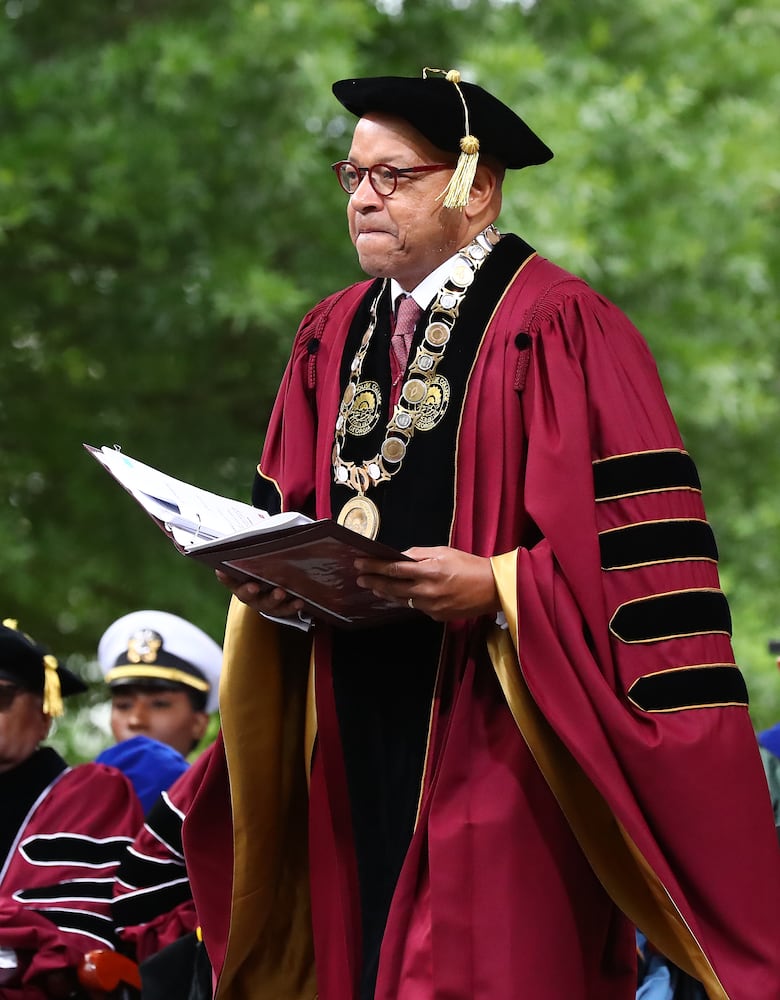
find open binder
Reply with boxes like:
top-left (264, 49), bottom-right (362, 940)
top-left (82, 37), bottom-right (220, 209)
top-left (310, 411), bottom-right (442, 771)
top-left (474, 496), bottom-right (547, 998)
top-left (85, 444), bottom-right (415, 629)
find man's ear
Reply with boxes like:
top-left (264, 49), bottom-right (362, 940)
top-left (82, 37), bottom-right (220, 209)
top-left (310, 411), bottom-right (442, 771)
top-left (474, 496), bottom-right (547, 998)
top-left (464, 162), bottom-right (500, 219)
top-left (191, 711), bottom-right (209, 744)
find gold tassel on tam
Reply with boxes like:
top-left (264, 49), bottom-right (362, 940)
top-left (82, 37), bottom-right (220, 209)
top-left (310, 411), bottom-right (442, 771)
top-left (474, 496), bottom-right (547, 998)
top-left (424, 67), bottom-right (480, 209)
top-left (42, 654), bottom-right (64, 717)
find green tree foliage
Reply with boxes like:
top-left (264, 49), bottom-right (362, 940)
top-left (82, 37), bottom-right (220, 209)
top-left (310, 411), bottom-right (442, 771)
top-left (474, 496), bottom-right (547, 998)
top-left (1, 0), bottom-right (777, 760)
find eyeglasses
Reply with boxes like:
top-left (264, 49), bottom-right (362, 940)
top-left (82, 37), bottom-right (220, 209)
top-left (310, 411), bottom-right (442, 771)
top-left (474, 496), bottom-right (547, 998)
top-left (332, 160), bottom-right (452, 197)
top-left (0, 684), bottom-right (23, 712)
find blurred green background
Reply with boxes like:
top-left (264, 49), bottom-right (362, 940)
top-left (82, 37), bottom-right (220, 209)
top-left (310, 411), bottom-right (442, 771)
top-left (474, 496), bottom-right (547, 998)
top-left (1, 0), bottom-right (778, 760)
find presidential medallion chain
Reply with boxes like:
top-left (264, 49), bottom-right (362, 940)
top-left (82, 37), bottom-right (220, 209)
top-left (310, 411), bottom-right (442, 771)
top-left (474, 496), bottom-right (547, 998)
top-left (333, 225), bottom-right (501, 538)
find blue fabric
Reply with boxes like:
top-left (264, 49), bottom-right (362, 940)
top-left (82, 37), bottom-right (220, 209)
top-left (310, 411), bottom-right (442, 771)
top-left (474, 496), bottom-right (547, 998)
top-left (635, 930), bottom-right (708, 1000)
top-left (97, 735), bottom-right (189, 813)
top-left (758, 722), bottom-right (780, 759)
top-left (636, 930), bottom-right (675, 1000)
top-left (637, 959), bottom-right (674, 1000)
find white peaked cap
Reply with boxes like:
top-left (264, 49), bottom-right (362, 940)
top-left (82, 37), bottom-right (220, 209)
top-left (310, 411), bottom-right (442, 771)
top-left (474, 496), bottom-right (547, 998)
top-left (98, 609), bottom-right (223, 713)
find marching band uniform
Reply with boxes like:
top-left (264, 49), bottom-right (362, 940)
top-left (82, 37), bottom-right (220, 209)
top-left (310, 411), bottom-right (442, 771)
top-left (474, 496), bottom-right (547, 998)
top-left (112, 747), bottom-right (214, 963)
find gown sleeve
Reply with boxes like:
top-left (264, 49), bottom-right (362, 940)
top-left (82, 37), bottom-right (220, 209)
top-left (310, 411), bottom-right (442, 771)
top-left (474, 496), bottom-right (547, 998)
top-left (493, 283), bottom-right (780, 997)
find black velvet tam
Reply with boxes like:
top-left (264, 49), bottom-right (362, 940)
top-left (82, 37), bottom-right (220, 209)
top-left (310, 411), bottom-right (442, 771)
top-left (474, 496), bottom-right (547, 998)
top-left (332, 74), bottom-right (553, 169)
top-left (0, 622), bottom-right (86, 697)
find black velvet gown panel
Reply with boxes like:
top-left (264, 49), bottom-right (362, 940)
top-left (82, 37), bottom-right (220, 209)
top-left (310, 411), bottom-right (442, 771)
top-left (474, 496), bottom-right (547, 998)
top-left (329, 237), bottom-right (534, 999)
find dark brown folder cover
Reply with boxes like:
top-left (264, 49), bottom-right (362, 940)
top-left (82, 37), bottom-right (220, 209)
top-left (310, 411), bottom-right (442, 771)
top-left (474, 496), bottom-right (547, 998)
top-left (187, 521), bottom-right (415, 628)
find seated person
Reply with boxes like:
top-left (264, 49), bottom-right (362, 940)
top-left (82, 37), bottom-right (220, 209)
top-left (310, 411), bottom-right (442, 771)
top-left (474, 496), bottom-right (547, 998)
top-left (112, 745), bottom-right (216, 999)
top-left (95, 610), bottom-right (222, 812)
top-left (0, 618), bottom-right (143, 998)
top-left (102, 614), bottom-right (223, 995)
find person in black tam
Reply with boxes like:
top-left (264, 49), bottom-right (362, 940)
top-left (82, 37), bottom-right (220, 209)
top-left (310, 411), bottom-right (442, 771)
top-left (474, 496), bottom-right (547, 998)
top-left (0, 619), bottom-right (143, 998)
top-left (185, 68), bottom-right (780, 1000)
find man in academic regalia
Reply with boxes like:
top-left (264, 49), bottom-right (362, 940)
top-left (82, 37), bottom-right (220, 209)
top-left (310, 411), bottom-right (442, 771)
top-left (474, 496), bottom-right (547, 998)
top-left (183, 69), bottom-right (780, 1000)
top-left (0, 619), bottom-right (143, 998)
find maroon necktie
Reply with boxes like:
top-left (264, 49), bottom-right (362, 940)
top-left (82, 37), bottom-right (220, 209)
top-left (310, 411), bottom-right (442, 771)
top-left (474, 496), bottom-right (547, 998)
top-left (391, 294), bottom-right (422, 375)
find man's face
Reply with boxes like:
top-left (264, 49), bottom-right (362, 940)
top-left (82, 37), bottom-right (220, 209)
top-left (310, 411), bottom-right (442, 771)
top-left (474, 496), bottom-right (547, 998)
top-left (110, 685), bottom-right (208, 758)
top-left (0, 683), bottom-right (51, 774)
top-left (345, 113), bottom-right (471, 291)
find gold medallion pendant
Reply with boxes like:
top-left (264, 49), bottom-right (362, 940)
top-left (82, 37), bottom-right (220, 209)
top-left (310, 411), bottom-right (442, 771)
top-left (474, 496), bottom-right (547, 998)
top-left (346, 381), bottom-right (382, 437)
top-left (416, 375), bottom-right (450, 431)
top-left (337, 494), bottom-right (380, 539)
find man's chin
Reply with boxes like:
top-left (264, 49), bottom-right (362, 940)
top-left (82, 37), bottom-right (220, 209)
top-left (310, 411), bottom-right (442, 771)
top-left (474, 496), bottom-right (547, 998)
top-left (355, 249), bottom-right (396, 279)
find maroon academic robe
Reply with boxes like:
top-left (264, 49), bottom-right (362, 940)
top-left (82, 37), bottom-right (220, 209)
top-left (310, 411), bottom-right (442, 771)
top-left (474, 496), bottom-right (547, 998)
top-left (0, 749), bottom-right (143, 998)
top-left (185, 236), bottom-right (780, 1000)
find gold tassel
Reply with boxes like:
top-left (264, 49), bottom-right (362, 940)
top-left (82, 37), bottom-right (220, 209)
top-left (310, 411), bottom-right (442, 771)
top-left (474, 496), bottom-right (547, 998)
top-left (42, 654), bottom-right (64, 718)
top-left (423, 67), bottom-right (480, 210)
top-left (439, 133), bottom-right (480, 209)
top-left (3, 619), bottom-right (64, 716)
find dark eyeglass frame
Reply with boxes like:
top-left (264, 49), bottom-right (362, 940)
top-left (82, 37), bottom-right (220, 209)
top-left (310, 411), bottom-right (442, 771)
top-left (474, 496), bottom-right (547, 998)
top-left (0, 683), bottom-right (24, 712)
top-left (331, 160), bottom-right (452, 197)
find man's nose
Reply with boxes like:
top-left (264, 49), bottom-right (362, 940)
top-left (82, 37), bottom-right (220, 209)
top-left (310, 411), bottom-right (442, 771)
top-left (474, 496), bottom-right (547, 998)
top-left (351, 171), bottom-right (383, 209)
top-left (127, 702), bottom-right (148, 728)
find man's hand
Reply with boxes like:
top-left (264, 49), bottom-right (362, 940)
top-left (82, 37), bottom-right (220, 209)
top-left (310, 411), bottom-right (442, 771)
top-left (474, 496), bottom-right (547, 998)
top-left (215, 570), bottom-right (305, 619)
top-left (354, 546), bottom-right (500, 621)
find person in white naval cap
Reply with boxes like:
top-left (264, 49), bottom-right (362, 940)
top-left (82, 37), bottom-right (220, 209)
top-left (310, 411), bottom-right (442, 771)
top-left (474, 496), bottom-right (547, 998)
top-left (96, 615), bottom-right (223, 998)
top-left (96, 610), bottom-right (222, 813)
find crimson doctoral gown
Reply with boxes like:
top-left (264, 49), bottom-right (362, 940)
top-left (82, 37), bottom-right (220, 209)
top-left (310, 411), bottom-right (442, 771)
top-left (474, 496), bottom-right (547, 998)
top-left (0, 749), bottom-right (143, 997)
top-left (185, 236), bottom-right (780, 1000)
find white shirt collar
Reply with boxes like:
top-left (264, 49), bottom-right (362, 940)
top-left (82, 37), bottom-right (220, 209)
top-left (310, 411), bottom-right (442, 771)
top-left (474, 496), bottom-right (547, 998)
top-left (389, 229), bottom-right (495, 313)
